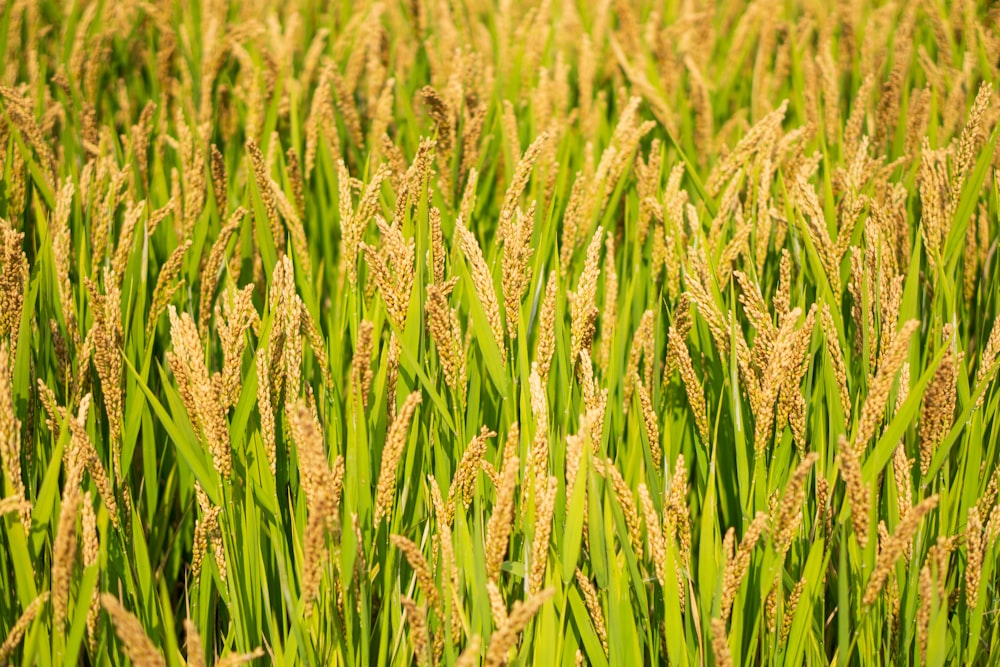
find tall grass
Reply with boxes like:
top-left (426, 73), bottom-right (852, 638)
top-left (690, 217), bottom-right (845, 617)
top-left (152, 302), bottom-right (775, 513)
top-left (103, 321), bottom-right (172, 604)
top-left (1, 0), bottom-right (1000, 665)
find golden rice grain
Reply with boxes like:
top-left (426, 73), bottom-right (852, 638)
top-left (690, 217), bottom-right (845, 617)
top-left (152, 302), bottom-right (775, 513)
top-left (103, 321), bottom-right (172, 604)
top-left (863, 495), bottom-right (939, 605)
top-left (483, 588), bottom-right (554, 667)
top-left (455, 218), bottom-right (505, 363)
top-left (485, 448), bottom-right (519, 581)
top-left (529, 475), bottom-right (557, 594)
top-left (0, 593), bottom-right (49, 667)
top-left (391, 535), bottom-right (442, 617)
top-left (854, 320), bottom-right (919, 452)
top-left (569, 227), bottom-right (603, 368)
top-left (534, 272), bottom-right (558, 382)
top-left (838, 435), bottom-right (870, 548)
top-left (721, 512), bottom-right (768, 621)
top-left (373, 392), bottom-right (422, 526)
top-left (101, 594), bottom-right (166, 667)
top-left (198, 208), bottom-right (246, 338)
top-left (575, 569), bottom-right (608, 655)
top-left (711, 617), bottom-right (733, 667)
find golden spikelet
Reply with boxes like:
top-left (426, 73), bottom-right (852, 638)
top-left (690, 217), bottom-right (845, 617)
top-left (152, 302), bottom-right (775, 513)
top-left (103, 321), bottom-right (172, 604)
top-left (892, 441), bottom-right (913, 523)
top-left (499, 132), bottom-right (549, 242)
top-left (487, 581), bottom-right (507, 626)
top-left (351, 320), bottom-right (375, 409)
top-left (0, 88), bottom-right (56, 181)
top-left (400, 596), bottom-right (432, 667)
top-left (634, 374), bottom-right (662, 469)
top-left (386, 334), bottom-right (401, 423)
top-left (269, 256), bottom-right (304, 398)
top-left (575, 569), bottom-right (609, 655)
top-left (81, 492), bottom-right (100, 651)
top-left (502, 100), bottom-right (520, 165)
top-left (780, 578), bottom-right (806, 645)
top-left (559, 171), bottom-right (590, 268)
top-left (111, 200), bottom-right (145, 281)
top-left (772, 453), bottom-right (819, 556)
top-left (391, 535), bottom-right (442, 617)
top-left (854, 320), bottom-right (919, 452)
top-left (256, 341), bottom-right (277, 474)
top-left (863, 495), bottom-right (939, 605)
top-left (184, 619), bottom-right (205, 667)
top-left (216, 647), bottom-right (266, 667)
top-left (598, 232), bottom-right (620, 372)
top-left (286, 399), bottom-right (338, 520)
top-left (721, 512), bottom-right (768, 621)
top-left (569, 227), bottom-right (603, 368)
top-left (483, 588), bottom-right (554, 667)
top-left (711, 617), bottom-right (733, 667)
top-left (528, 367), bottom-right (549, 493)
top-left (300, 504), bottom-right (332, 608)
top-left (975, 315), bottom-right (1000, 399)
top-left (534, 272), bottom-right (558, 382)
top-left (529, 475), bottom-right (557, 594)
top-left (605, 459), bottom-right (643, 556)
top-left (778, 305), bottom-right (818, 451)
top-left (198, 207), bottom-right (246, 338)
top-left (271, 181), bottom-right (314, 289)
top-left (420, 86), bottom-right (454, 157)
top-left (330, 68), bottom-right (363, 147)
top-left (0, 218), bottom-right (27, 363)
top-left (917, 150), bottom-right (949, 276)
top-left (210, 144), bottom-right (227, 217)
top-left (450, 426), bottom-right (497, 518)
top-left (734, 271), bottom-right (775, 360)
top-left (485, 453), bottom-right (519, 581)
top-left (917, 561), bottom-right (933, 661)
top-left (950, 82), bottom-right (992, 218)
top-left (101, 594), bottom-right (166, 667)
top-left (919, 326), bottom-right (959, 475)
top-left (247, 138), bottom-right (286, 254)
top-left (821, 303), bottom-right (852, 421)
top-left (425, 279), bottom-right (466, 406)
top-left (0, 496), bottom-right (29, 518)
top-left (299, 301), bottom-right (332, 390)
top-left (147, 239), bottom-right (192, 335)
top-left (966, 507), bottom-right (983, 609)
top-left (193, 483), bottom-right (226, 582)
top-left (305, 66), bottom-right (339, 180)
top-left (216, 285), bottom-right (259, 409)
top-left (51, 179), bottom-right (77, 340)
top-left (52, 455), bottom-right (83, 630)
top-left (0, 593), bottom-right (49, 666)
top-left (286, 147), bottom-right (306, 218)
top-left (167, 306), bottom-right (231, 478)
top-left (455, 218), bottom-right (505, 362)
top-left (501, 203), bottom-right (536, 340)
top-left (455, 636), bottom-right (482, 667)
top-left (638, 483), bottom-right (668, 587)
top-left (428, 207), bottom-right (446, 285)
top-left (85, 269), bottom-right (125, 481)
top-left (428, 475), bottom-right (458, 604)
top-left (459, 168), bottom-right (479, 230)
top-left (374, 392), bottom-right (422, 526)
top-left (838, 435), bottom-right (870, 548)
top-left (0, 344), bottom-right (28, 530)
top-left (667, 324), bottom-right (710, 444)
top-left (624, 309), bottom-right (654, 410)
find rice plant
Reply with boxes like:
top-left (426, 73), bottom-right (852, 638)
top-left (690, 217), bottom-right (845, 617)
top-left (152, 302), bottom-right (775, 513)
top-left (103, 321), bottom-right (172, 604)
top-left (1, 0), bottom-right (1000, 665)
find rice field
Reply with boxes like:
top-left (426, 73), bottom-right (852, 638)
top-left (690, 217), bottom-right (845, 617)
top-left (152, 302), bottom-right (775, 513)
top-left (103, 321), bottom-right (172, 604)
top-left (2, 0), bottom-right (1000, 664)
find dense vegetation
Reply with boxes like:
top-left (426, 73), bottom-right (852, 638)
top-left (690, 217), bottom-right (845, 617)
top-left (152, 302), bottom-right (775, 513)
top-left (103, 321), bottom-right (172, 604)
top-left (2, 0), bottom-right (1000, 664)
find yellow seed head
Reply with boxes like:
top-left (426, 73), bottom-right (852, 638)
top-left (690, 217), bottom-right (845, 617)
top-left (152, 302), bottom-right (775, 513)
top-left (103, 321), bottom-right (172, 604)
top-left (101, 594), bottom-right (166, 667)
top-left (374, 392), bottom-right (422, 526)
